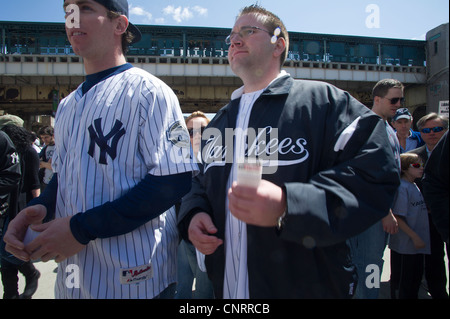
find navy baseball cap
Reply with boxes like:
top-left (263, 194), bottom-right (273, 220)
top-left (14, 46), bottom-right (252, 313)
top-left (393, 108), bottom-right (412, 122)
top-left (65, 0), bottom-right (142, 44)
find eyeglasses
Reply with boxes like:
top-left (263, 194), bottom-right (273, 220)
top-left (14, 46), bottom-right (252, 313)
top-left (225, 26), bottom-right (271, 45)
top-left (421, 126), bottom-right (445, 134)
top-left (382, 97), bottom-right (405, 105)
top-left (409, 163), bottom-right (425, 169)
top-left (188, 127), bottom-right (206, 137)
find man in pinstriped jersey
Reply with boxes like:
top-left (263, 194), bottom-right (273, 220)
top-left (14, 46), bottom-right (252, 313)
top-left (4, 0), bottom-right (197, 299)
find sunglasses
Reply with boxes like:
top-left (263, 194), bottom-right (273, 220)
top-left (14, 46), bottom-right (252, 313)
top-left (421, 126), bottom-right (445, 134)
top-left (409, 163), bottom-right (424, 169)
top-left (188, 127), bottom-right (206, 137)
top-left (383, 97), bottom-right (405, 105)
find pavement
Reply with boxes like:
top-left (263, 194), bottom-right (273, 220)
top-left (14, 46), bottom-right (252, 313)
top-left (1, 259), bottom-right (58, 299)
top-left (1, 247), bottom-right (447, 299)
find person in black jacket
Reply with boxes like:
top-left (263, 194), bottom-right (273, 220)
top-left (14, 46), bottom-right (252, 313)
top-left (422, 130), bottom-right (449, 243)
top-left (0, 125), bottom-right (41, 299)
top-left (178, 5), bottom-right (400, 299)
top-left (409, 113), bottom-right (449, 299)
top-left (0, 130), bottom-right (23, 299)
top-left (0, 130), bottom-right (21, 228)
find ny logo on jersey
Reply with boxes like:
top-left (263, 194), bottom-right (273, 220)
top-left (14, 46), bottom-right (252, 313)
top-left (88, 118), bottom-right (126, 165)
top-left (10, 152), bottom-right (19, 164)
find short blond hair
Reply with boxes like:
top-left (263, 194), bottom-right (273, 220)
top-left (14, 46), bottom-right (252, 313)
top-left (185, 111), bottom-right (210, 125)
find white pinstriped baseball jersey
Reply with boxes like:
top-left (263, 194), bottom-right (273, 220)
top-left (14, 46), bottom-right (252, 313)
top-left (51, 66), bottom-right (197, 299)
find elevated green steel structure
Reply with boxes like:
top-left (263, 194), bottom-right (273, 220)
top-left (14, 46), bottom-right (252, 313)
top-left (1, 21), bottom-right (426, 66)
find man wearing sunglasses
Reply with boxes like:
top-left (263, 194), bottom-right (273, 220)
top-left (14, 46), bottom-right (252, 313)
top-left (348, 79), bottom-right (403, 299)
top-left (415, 112), bottom-right (449, 155)
top-left (372, 80), bottom-right (405, 120)
top-left (408, 112), bottom-right (449, 299)
top-left (371, 79), bottom-right (404, 169)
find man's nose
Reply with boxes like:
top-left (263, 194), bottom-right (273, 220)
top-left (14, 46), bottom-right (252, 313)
top-left (230, 34), bottom-right (243, 46)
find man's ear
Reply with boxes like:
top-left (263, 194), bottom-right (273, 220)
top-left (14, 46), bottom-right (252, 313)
top-left (273, 37), bottom-right (286, 59)
top-left (373, 96), bottom-right (381, 105)
top-left (114, 15), bottom-right (129, 36)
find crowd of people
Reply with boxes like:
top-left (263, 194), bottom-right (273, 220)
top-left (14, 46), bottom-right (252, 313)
top-left (0, 115), bottom-right (55, 298)
top-left (0, 0), bottom-right (448, 300)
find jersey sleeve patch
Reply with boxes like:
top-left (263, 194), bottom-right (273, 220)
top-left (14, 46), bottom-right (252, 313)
top-left (166, 121), bottom-right (190, 149)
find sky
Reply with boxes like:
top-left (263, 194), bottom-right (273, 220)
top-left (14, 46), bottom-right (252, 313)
top-left (0, 0), bottom-right (448, 40)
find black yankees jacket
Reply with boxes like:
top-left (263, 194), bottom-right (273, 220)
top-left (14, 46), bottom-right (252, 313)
top-left (178, 75), bottom-right (400, 299)
top-left (0, 131), bottom-right (21, 219)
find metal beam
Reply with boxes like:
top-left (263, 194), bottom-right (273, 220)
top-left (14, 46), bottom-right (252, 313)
top-left (1, 55), bottom-right (427, 84)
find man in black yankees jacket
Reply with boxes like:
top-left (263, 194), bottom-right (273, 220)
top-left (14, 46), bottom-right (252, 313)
top-left (409, 113), bottom-right (449, 299)
top-left (178, 5), bottom-right (400, 299)
top-left (0, 130), bottom-right (22, 298)
top-left (0, 131), bottom-right (21, 220)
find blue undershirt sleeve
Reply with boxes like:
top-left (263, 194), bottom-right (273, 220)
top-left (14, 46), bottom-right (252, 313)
top-left (27, 173), bottom-right (58, 223)
top-left (69, 172), bottom-right (192, 245)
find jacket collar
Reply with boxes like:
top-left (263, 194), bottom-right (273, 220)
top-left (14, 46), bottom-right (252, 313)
top-left (221, 72), bottom-right (293, 115)
top-left (261, 71), bottom-right (293, 96)
top-left (231, 71), bottom-right (292, 100)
